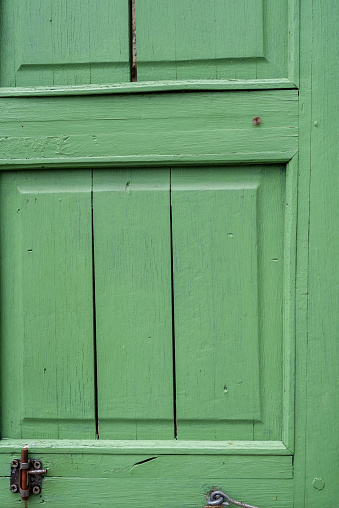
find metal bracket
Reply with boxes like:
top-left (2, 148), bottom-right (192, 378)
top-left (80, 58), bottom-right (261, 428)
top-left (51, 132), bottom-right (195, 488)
top-left (10, 448), bottom-right (47, 502)
top-left (205, 489), bottom-right (262, 508)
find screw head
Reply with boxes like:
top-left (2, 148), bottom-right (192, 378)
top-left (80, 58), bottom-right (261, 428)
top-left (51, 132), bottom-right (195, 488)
top-left (313, 478), bottom-right (325, 490)
top-left (32, 485), bottom-right (41, 495)
top-left (252, 116), bottom-right (262, 125)
top-left (33, 460), bottom-right (42, 469)
top-left (11, 459), bottom-right (19, 468)
top-left (10, 484), bottom-right (18, 493)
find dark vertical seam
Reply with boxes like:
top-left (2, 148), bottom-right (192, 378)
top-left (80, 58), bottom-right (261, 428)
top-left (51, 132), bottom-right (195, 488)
top-left (170, 168), bottom-right (177, 439)
top-left (91, 171), bottom-right (99, 439)
top-left (129, 0), bottom-right (137, 81)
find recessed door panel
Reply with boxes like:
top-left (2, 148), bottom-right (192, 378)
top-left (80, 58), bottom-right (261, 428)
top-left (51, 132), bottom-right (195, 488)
top-left (0, 0), bottom-right (130, 87)
top-left (0, 170), bottom-right (96, 439)
top-left (136, 0), bottom-right (296, 83)
top-left (171, 166), bottom-right (285, 440)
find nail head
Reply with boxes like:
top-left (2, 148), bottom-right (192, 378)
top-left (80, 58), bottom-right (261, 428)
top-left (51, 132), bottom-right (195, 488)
top-left (252, 116), bottom-right (261, 125)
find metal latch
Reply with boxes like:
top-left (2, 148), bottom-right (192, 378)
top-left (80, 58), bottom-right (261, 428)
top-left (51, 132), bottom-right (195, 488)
top-left (205, 489), bottom-right (262, 508)
top-left (10, 447), bottom-right (47, 504)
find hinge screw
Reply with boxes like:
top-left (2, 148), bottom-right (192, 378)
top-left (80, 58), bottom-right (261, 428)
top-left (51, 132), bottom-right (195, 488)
top-left (33, 460), bottom-right (42, 470)
top-left (32, 485), bottom-right (41, 495)
top-left (11, 459), bottom-right (19, 468)
top-left (10, 484), bottom-right (18, 493)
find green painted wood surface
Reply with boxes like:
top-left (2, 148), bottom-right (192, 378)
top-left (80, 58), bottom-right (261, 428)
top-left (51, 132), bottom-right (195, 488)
top-left (136, 0), bottom-right (298, 83)
top-left (93, 170), bottom-right (174, 439)
top-left (0, 90), bottom-right (298, 169)
top-left (0, 452), bottom-right (293, 478)
top-left (0, 477), bottom-right (293, 507)
top-left (0, 79), bottom-right (297, 97)
top-left (303, 0), bottom-right (339, 505)
top-left (0, 0), bottom-right (337, 505)
top-left (171, 166), bottom-right (285, 441)
top-left (0, 104), bottom-right (298, 503)
top-left (0, 171), bottom-right (96, 439)
top-left (0, 0), bottom-right (130, 87)
top-left (0, 438), bottom-right (291, 455)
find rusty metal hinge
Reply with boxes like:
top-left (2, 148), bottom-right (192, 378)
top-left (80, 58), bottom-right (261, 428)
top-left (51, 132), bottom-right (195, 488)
top-left (10, 447), bottom-right (47, 504)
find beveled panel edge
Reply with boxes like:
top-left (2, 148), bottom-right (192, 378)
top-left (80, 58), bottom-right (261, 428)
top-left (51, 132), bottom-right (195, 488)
top-left (0, 79), bottom-right (297, 98)
top-left (0, 439), bottom-right (292, 455)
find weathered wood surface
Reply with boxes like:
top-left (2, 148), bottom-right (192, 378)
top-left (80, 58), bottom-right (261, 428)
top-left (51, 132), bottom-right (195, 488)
top-left (171, 166), bottom-right (285, 441)
top-left (93, 170), bottom-right (174, 439)
top-left (303, 0), bottom-right (339, 505)
top-left (0, 171), bottom-right (96, 439)
top-left (0, 91), bottom-right (298, 169)
top-left (0, 453), bottom-right (293, 478)
top-left (0, 477), bottom-right (293, 507)
top-left (136, 0), bottom-right (298, 85)
top-left (0, 439), bottom-right (291, 455)
top-left (0, 0), bottom-right (337, 506)
top-left (0, 0), bottom-right (130, 87)
top-left (0, 79), bottom-right (298, 97)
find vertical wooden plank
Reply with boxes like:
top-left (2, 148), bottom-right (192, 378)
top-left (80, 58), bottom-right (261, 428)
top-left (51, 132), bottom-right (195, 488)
top-left (281, 156), bottom-right (298, 452)
top-left (0, 170), bottom-right (95, 439)
top-left (172, 166), bottom-right (260, 437)
top-left (94, 169), bottom-right (174, 439)
top-left (172, 166), bottom-right (285, 441)
top-left (304, 0), bottom-right (339, 505)
top-left (252, 165), bottom-right (286, 443)
top-left (172, 168), bottom-right (252, 440)
top-left (293, 1), bottom-right (313, 505)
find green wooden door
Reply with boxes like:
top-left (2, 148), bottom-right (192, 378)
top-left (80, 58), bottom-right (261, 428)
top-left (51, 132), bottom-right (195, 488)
top-left (0, 1), bottom-right (338, 507)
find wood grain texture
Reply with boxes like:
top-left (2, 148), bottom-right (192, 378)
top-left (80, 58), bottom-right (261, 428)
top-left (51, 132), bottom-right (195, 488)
top-left (0, 171), bottom-right (96, 439)
top-left (304, 0), bottom-right (339, 505)
top-left (0, 453), bottom-right (293, 478)
top-left (171, 166), bottom-right (286, 441)
top-left (136, 0), bottom-right (297, 83)
top-left (0, 477), bottom-right (293, 507)
top-left (93, 170), bottom-right (174, 439)
top-left (0, 91), bottom-right (298, 169)
top-left (281, 156), bottom-right (298, 453)
top-left (0, 79), bottom-right (297, 97)
top-left (0, 0), bottom-right (130, 86)
top-left (0, 1), bottom-right (309, 504)
top-left (293, 2), bottom-right (313, 505)
top-left (0, 439), bottom-right (291, 455)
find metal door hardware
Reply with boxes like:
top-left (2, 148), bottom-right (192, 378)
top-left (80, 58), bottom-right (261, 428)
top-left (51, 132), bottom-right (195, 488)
top-left (205, 489), bottom-right (261, 508)
top-left (10, 448), bottom-right (47, 503)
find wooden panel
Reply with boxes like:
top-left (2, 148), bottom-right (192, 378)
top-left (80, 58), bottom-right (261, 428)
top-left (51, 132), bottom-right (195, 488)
top-left (172, 166), bottom-right (285, 440)
top-left (0, 438), bottom-right (291, 455)
top-left (136, 0), bottom-right (297, 83)
top-left (0, 80), bottom-right (298, 97)
top-left (0, 90), bottom-right (298, 169)
top-left (93, 170), bottom-right (174, 439)
top-left (304, 0), bottom-right (339, 506)
top-left (0, 452), bottom-right (292, 478)
top-left (0, 477), bottom-right (293, 507)
top-left (0, 0), bottom-right (130, 87)
top-left (0, 171), bottom-right (95, 439)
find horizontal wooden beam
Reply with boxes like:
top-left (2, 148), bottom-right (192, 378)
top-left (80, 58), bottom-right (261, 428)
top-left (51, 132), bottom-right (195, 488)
top-left (0, 453), bottom-right (293, 478)
top-left (0, 477), bottom-right (293, 507)
top-left (0, 439), bottom-right (291, 455)
top-left (0, 79), bottom-right (297, 97)
top-left (0, 90), bottom-right (298, 169)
